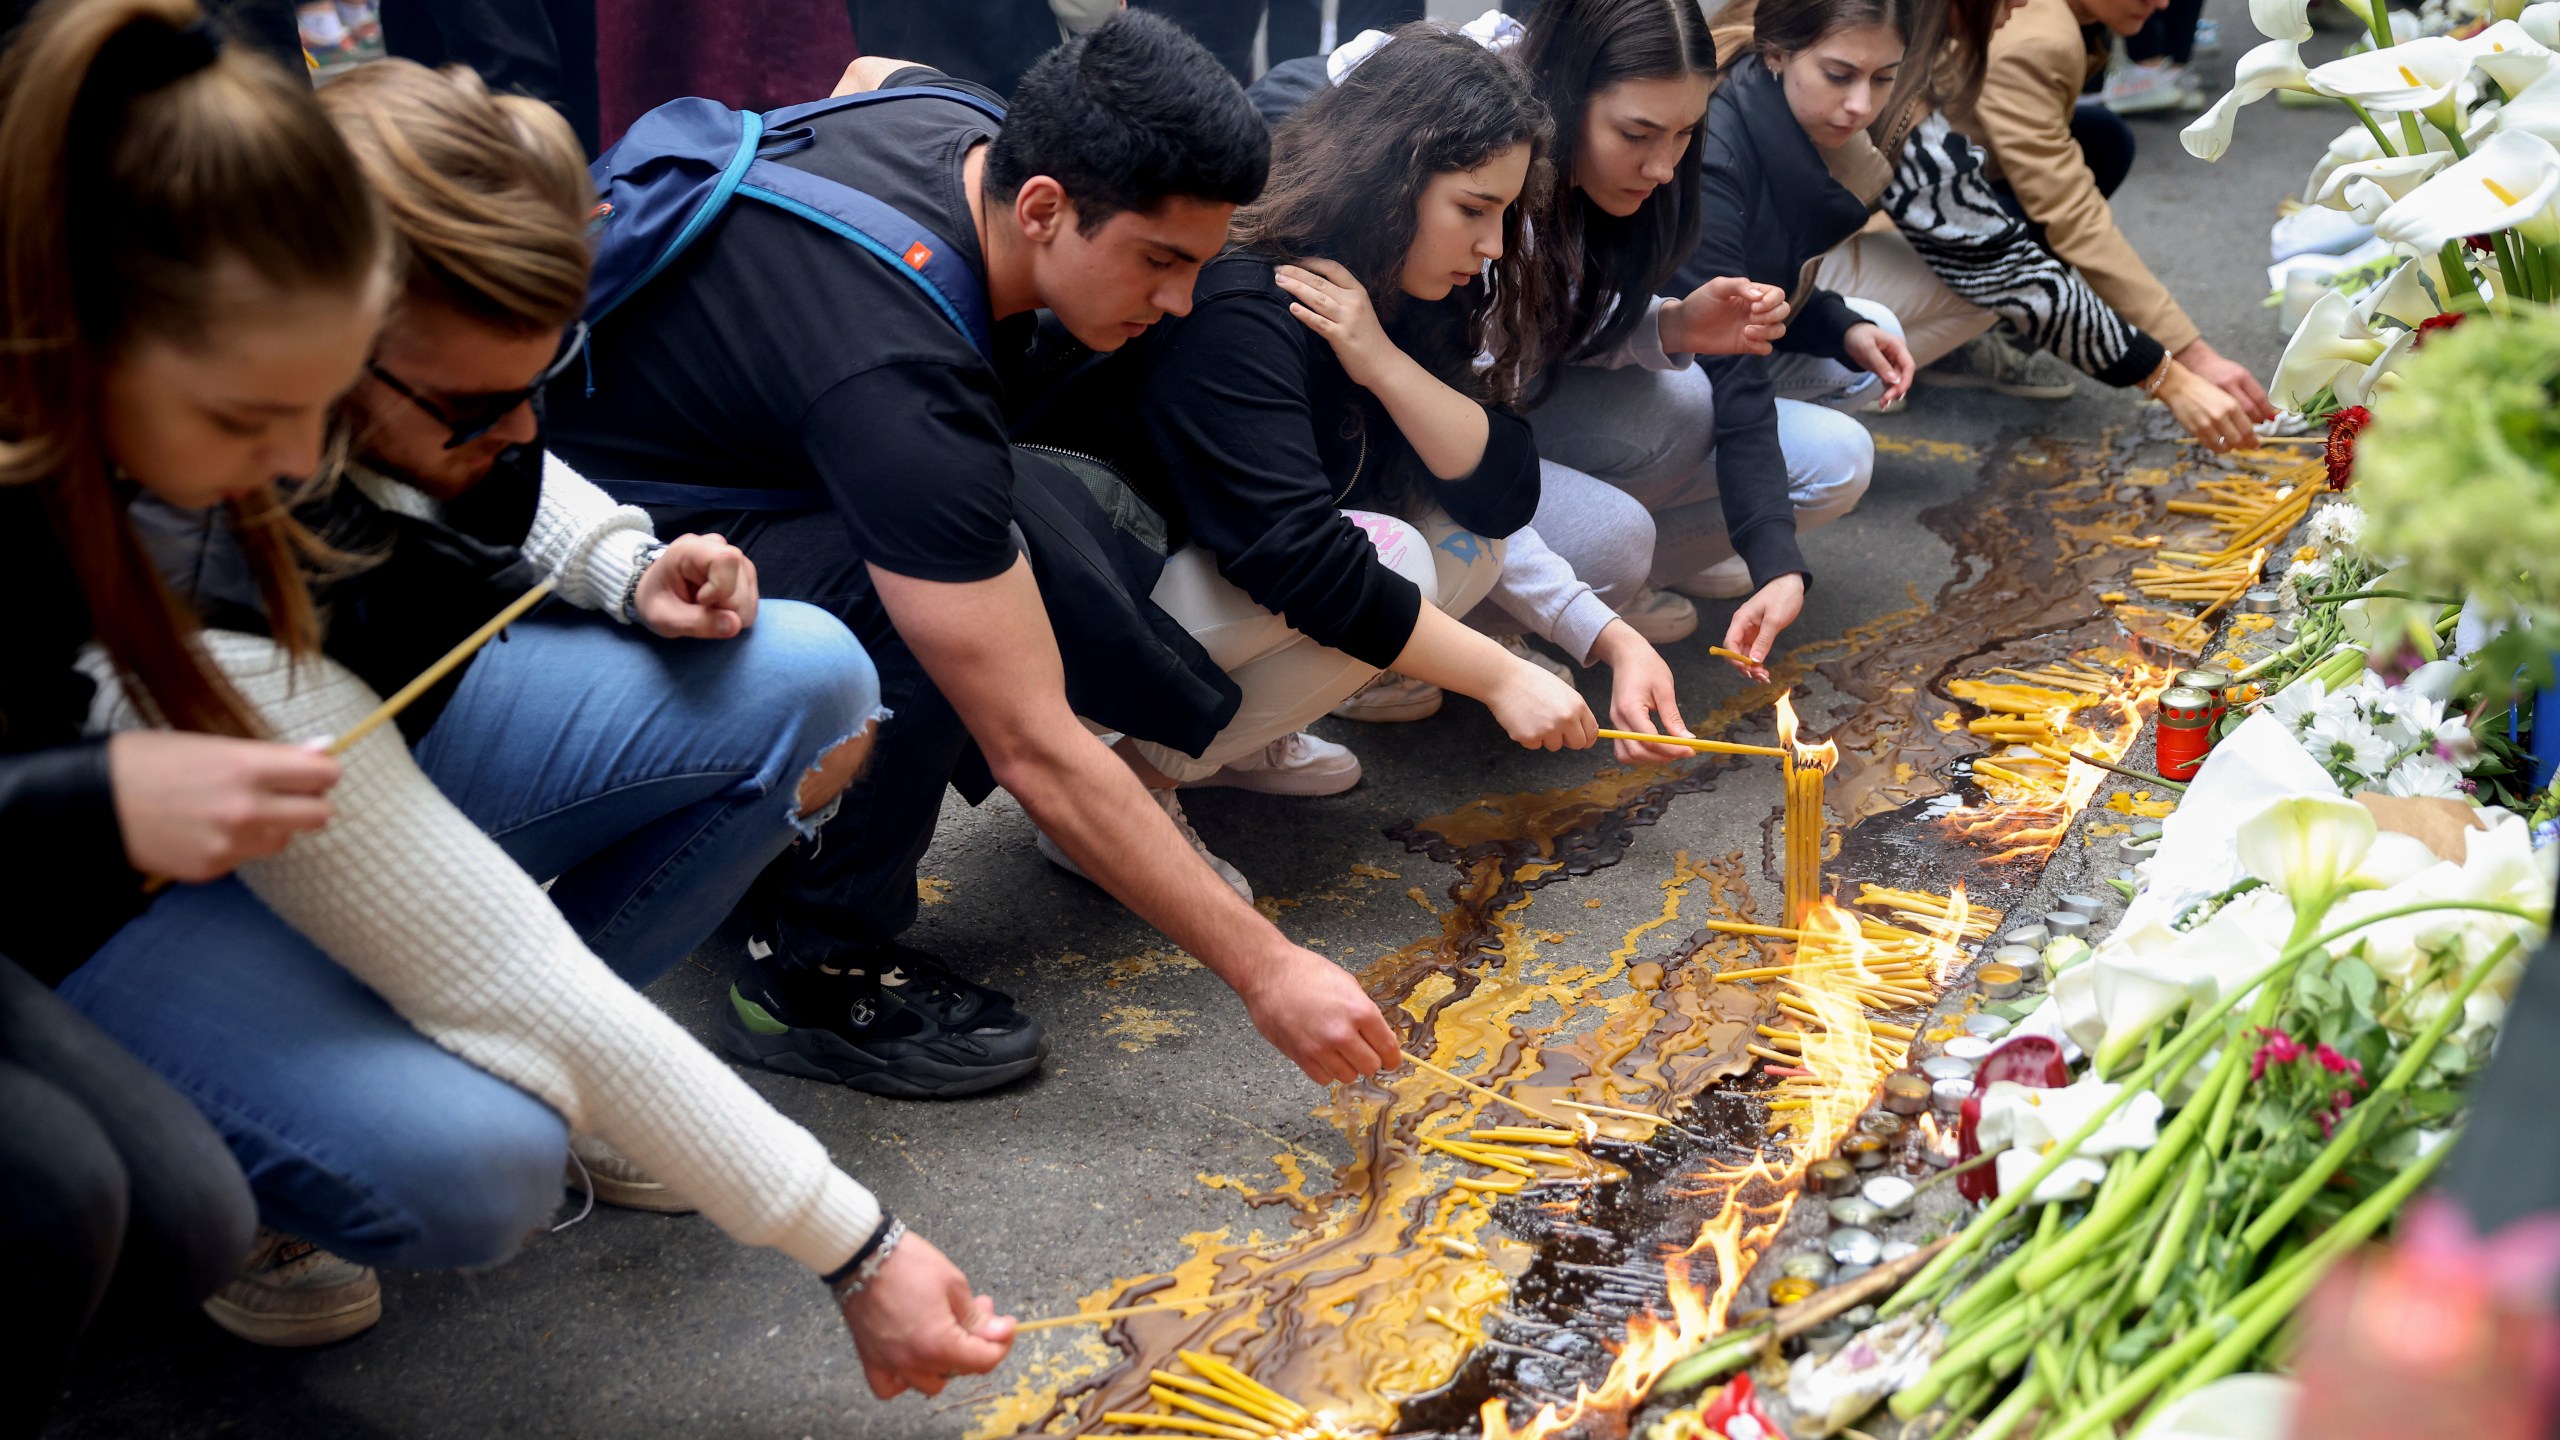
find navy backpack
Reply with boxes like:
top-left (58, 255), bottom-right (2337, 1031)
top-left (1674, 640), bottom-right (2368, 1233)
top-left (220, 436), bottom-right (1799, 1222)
top-left (578, 86), bottom-right (1001, 512)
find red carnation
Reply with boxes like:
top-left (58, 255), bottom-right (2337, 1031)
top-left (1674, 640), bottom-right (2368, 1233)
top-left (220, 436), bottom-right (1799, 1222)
top-left (2325, 406), bottom-right (2373, 491)
top-left (2413, 311), bottom-right (2467, 348)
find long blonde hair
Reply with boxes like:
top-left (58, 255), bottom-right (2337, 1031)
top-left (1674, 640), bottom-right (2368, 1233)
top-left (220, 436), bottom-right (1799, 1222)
top-left (0, 0), bottom-right (385, 734)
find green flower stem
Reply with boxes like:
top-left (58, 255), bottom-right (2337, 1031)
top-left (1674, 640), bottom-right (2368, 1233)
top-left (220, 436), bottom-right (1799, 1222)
top-left (2346, 102), bottom-right (2398, 158)
top-left (2018, 1038), bottom-right (2247, 1292)
top-left (2039, 1137), bottom-right (2450, 1440)
top-left (1926, 1370), bottom-right (2004, 1440)
top-left (2237, 930), bottom-right (2523, 1255)
top-left (2133, 1150), bottom-right (2212, 1308)
top-left (1892, 1243), bottom-right (2120, 1419)
top-left (1649, 1322), bottom-right (1772, 1395)
top-left (2360, 0), bottom-right (2392, 49)
top-left (2398, 111), bottom-right (2430, 155)
top-left (2435, 121), bottom-right (2471, 159)
top-left (2439, 240), bottom-right (2484, 307)
top-left (1967, 1367), bottom-right (2049, 1440)
top-left (1885, 898), bottom-right (2537, 1322)
top-left (2300, 589), bottom-right (2466, 605)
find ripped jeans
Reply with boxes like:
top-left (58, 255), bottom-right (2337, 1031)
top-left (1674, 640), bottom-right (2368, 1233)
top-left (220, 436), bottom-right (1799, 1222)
top-left (1130, 509), bottom-right (1503, 783)
top-left (60, 602), bottom-right (880, 1268)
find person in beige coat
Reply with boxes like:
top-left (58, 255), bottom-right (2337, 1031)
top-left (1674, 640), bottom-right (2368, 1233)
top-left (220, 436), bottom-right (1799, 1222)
top-left (1944, 0), bottom-right (2271, 421)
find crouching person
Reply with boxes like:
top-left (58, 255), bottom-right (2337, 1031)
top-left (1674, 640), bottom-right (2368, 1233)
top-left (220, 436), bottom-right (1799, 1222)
top-left (50, 53), bottom-right (1003, 1393)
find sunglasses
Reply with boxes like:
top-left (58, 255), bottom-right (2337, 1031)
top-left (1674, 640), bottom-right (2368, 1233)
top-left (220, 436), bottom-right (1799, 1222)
top-left (365, 321), bottom-right (589, 450)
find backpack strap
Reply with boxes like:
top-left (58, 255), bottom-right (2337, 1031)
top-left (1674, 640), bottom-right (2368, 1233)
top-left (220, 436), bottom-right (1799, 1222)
top-left (734, 160), bottom-right (995, 358)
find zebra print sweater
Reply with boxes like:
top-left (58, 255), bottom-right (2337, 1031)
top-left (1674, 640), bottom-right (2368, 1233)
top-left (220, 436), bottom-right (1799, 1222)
top-left (1881, 113), bottom-right (2167, 390)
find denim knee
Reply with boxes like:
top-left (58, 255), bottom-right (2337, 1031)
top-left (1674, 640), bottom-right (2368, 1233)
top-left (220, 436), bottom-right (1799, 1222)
top-left (309, 1088), bottom-right (568, 1271)
top-left (742, 599), bottom-right (884, 746)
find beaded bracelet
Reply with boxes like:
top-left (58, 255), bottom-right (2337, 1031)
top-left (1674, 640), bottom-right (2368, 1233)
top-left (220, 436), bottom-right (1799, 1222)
top-left (825, 1215), bottom-right (907, 1301)
top-left (2139, 354), bottom-right (2174, 399)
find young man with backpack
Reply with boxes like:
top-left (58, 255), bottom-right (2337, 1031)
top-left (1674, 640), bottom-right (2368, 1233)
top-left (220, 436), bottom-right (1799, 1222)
top-left (546, 13), bottom-right (1406, 1101)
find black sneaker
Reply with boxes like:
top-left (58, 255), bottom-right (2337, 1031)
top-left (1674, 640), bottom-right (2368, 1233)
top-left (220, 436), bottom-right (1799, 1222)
top-left (718, 937), bottom-right (1049, 1098)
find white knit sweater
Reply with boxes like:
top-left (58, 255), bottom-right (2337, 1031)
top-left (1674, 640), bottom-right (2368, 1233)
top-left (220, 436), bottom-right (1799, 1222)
top-left (349, 452), bottom-right (657, 618)
top-left (86, 530), bottom-right (882, 1277)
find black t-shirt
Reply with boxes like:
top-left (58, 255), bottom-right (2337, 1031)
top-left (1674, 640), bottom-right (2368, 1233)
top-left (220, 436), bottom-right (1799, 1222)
top-left (545, 70), bottom-right (1027, 587)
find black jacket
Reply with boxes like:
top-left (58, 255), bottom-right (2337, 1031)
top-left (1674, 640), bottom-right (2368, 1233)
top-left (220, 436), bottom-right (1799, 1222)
top-left (1661, 61), bottom-right (1877, 591)
top-left (0, 486), bottom-right (149, 981)
top-left (1024, 252), bottom-right (1540, 669)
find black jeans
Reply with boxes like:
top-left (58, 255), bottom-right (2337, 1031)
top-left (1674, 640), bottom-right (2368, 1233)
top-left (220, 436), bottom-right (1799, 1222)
top-left (1990, 99), bottom-right (2137, 248)
top-left (0, 957), bottom-right (255, 1439)
top-left (2125, 0), bottom-right (2206, 65)
top-left (1139, 0), bottom-right (1421, 81)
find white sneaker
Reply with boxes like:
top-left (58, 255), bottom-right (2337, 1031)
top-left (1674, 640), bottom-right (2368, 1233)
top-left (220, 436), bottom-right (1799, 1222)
top-left (1618, 586), bottom-right (1699, 644)
top-left (1670, 555), bottom-right (1756, 600)
top-left (567, 1133), bottom-right (694, 1214)
top-left (1038, 787), bottom-right (1252, 902)
top-left (203, 1229), bottom-right (382, 1348)
top-left (2101, 61), bottom-right (2188, 115)
top-left (1184, 731), bottom-right (1363, 796)
top-left (2191, 18), bottom-right (2221, 55)
top-left (1332, 671), bottom-right (1445, 723)
top-left (1916, 331), bottom-right (2078, 400)
top-left (1499, 634), bottom-right (1575, 682)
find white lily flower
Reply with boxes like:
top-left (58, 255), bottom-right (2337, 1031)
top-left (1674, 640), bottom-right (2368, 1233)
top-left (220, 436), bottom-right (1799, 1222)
top-left (2184, 40), bottom-right (2316, 159)
top-left (2528, 1), bottom-right (2560, 47)
top-left (2353, 256), bottom-right (2440, 327)
top-left (2463, 19), bottom-right (2559, 95)
top-left (2319, 151), bottom-right (2453, 220)
top-left (2308, 37), bottom-right (2472, 121)
top-left (2306, 125), bottom-right (2387, 202)
top-left (2272, 288), bottom-right (2385, 411)
top-left (1977, 1077), bottom-right (2165, 1158)
top-left (1994, 1148), bottom-right (2109, 1205)
top-left (2343, 322), bottom-right (2421, 406)
top-left (2089, 892), bottom-right (2292, 1067)
top-left (2376, 129), bottom-right (2560, 250)
top-left (2237, 793), bottom-right (2380, 905)
top-left (2253, 0), bottom-right (2312, 41)
top-left (2497, 64), bottom-right (2560, 146)
top-left (2048, 953), bottom-right (2106, 1054)
top-left (2356, 829), bottom-right (2446, 888)
top-left (2325, 810), bottom-right (2552, 990)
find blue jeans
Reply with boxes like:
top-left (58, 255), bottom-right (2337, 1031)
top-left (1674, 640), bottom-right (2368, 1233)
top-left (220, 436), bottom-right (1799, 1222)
top-left (60, 602), bottom-right (880, 1269)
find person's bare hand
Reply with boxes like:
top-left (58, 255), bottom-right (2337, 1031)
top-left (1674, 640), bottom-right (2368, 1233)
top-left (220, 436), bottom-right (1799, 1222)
top-left (1662, 275), bottom-right (1790, 356)
top-left (1275, 259), bottom-right (1405, 390)
top-left (635, 533), bottom-right (759, 639)
top-left (838, 1232), bottom-right (1015, 1399)
top-left (1234, 947), bottom-right (1400, 1085)
top-left (1723, 573), bottom-right (1806, 667)
top-left (2157, 362), bottom-right (2255, 454)
top-left (108, 731), bottom-right (341, 882)
top-left (1843, 322), bottom-right (1915, 407)
top-left (1588, 620), bottom-right (1693, 764)
top-left (1485, 657), bottom-right (1598, 752)
top-left (2173, 339), bottom-right (2276, 423)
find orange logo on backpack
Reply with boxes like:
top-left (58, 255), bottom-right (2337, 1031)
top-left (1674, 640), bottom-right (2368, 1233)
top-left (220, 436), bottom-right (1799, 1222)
top-left (903, 240), bottom-right (933, 271)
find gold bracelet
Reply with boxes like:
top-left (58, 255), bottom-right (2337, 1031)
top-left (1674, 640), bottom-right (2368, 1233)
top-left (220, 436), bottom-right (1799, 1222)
top-left (2139, 354), bottom-right (2173, 399)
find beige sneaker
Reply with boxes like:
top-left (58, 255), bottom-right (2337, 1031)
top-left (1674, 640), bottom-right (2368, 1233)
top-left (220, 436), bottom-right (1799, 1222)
top-left (566, 1133), bottom-right (696, 1215)
top-left (203, 1228), bottom-right (382, 1347)
top-left (1670, 555), bottom-right (1756, 600)
top-left (1038, 787), bottom-right (1252, 902)
top-left (1618, 586), bottom-right (1699, 644)
top-left (1331, 671), bottom-right (1444, 723)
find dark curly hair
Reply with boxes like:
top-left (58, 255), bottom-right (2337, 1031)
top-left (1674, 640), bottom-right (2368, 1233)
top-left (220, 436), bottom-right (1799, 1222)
top-left (1227, 25), bottom-right (1556, 407)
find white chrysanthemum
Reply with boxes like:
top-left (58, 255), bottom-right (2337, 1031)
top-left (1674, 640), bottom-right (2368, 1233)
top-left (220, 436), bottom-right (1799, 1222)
top-left (2268, 678), bottom-right (2328, 730)
top-left (2305, 709), bottom-right (2398, 780)
top-left (2304, 501), bottom-right (2367, 549)
top-left (2383, 756), bottom-right (2470, 797)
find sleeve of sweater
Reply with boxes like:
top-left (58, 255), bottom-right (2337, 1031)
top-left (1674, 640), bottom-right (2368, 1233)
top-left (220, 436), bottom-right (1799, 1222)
top-left (0, 740), bottom-right (143, 983)
top-left (1572, 294), bottom-right (1696, 373)
top-left (1689, 148), bottom-right (1812, 590)
top-left (1970, 23), bottom-right (2201, 353)
top-left (1487, 521), bottom-right (1622, 665)
top-left (1426, 407), bottom-right (1541, 541)
top-left (1775, 288), bottom-right (1866, 364)
top-left (1882, 113), bottom-right (2165, 387)
top-left (88, 634), bottom-right (881, 1275)
top-left (525, 452), bottom-right (658, 617)
top-left (1138, 289), bottom-right (1424, 669)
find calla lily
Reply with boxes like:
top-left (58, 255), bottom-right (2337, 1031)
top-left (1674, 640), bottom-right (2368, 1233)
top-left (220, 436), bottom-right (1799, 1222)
top-left (2183, 40), bottom-right (2316, 159)
top-left (2497, 64), bottom-right (2560, 146)
top-left (2341, 322), bottom-right (2420, 406)
top-left (2272, 288), bottom-right (2385, 410)
top-left (2353, 255), bottom-right (2440, 327)
top-left (1994, 1149), bottom-right (2108, 1204)
top-left (1978, 1077), bottom-right (2165, 1158)
top-left (2305, 125), bottom-right (2386, 202)
top-left (2375, 129), bottom-right (2560, 251)
top-left (2528, 1), bottom-right (2560, 47)
top-left (2463, 19), bottom-right (2559, 96)
top-left (2047, 954), bottom-right (2105, 1054)
top-left (2088, 889), bottom-right (2293, 1073)
top-left (2317, 150), bottom-right (2453, 220)
top-left (2309, 37), bottom-right (2471, 124)
top-left (2251, 0), bottom-right (2311, 42)
top-left (2236, 793), bottom-right (2379, 909)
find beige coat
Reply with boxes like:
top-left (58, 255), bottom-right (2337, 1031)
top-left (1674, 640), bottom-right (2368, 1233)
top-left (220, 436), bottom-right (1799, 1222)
top-left (1944, 0), bottom-right (2201, 352)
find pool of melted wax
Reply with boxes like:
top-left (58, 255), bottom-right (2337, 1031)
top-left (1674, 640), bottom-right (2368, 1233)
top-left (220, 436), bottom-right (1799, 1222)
top-left (999, 766), bottom-right (1796, 1440)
